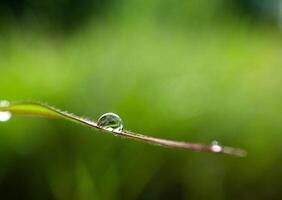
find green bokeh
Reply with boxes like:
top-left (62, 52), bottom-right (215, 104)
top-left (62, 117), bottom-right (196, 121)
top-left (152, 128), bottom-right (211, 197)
top-left (0, 1), bottom-right (282, 199)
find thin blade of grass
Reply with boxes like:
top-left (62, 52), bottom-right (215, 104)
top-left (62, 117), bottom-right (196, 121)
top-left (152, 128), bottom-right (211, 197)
top-left (0, 101), bottom-right (247, 157)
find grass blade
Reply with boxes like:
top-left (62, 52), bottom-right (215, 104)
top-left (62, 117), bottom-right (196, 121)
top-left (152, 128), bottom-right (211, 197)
top-left (0, 101), bottom-right (247, 157)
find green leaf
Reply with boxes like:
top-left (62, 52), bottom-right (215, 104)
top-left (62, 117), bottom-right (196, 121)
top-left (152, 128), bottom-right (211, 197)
top-left (0, 101), bottom-right (247, 157)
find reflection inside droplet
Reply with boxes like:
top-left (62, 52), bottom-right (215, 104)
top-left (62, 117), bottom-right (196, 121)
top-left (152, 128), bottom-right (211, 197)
top-left (0, 100), bottom-right (12, 122)
top-left (97, 112), bottom-right (123, 133)
top-left (211, 141), bottom-right (222, 152)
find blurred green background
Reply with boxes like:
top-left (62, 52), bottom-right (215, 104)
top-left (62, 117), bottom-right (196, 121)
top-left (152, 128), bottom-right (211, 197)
top-left (1, 0), bottom-right (282, 199)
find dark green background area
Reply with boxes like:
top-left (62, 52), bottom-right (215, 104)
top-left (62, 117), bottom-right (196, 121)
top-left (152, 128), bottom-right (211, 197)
top-left (0, 0), bottom-right (282, 199)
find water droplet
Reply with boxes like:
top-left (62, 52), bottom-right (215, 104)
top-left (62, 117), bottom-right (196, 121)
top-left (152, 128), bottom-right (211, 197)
top-left (211, 141), bottom-right (222, 152)
top-left (97, 112), bottom-right (123, 133)
top-left (0, 100), bottom-right (12, 122)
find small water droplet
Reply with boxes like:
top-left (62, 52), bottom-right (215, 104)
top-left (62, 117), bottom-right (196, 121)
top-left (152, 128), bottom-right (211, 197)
top-left (211, 140), bottom-right (222, 152)
top-left (97, 112), bottom-right (123, 133)
top-left (0, 100), bottom-right (12, 122)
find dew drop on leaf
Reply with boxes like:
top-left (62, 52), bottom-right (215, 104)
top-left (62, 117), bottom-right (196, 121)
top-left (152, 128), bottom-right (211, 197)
top-left (0, 100), bottom-right (12, 122)
top-left (97, 112), bottom-right (123, 133)
top-left (211, 140), bottom-right (222, 152)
